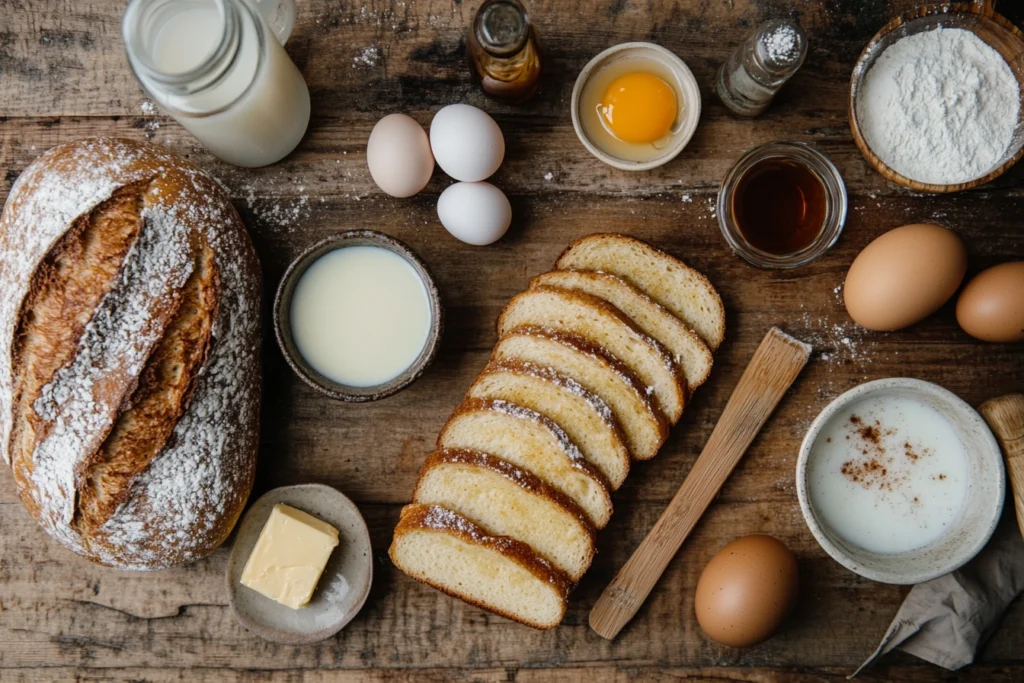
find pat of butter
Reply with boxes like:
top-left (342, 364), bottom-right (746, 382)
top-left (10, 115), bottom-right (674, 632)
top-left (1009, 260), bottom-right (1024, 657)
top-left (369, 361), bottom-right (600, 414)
top-left (240, 504), bottom-right (340, 609)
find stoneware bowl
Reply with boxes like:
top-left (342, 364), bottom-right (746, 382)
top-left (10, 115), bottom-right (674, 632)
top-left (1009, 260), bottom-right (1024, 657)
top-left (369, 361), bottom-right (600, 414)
top-left (274, 230), bottom-right (443, 401)
top-left (227, 484), bottom-right (373, 644)
top-left (796, 378), bottom-right (1005, 584)
top-left (571, 42), bottom-right (701, 171)
top-left (849, 0), bottom-right (1024, 193)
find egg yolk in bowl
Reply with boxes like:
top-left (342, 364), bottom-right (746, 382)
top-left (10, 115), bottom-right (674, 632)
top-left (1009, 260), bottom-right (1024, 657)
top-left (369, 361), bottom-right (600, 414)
top-left (599, 72), bottom-right (678, 144)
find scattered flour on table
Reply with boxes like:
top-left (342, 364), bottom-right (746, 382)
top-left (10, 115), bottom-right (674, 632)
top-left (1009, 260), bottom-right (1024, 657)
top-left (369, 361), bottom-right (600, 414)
top-left (856, 27), bottom-right (1019, 185)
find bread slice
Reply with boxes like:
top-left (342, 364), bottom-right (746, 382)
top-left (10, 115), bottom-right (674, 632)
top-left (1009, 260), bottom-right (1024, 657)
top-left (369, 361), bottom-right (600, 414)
top-left (493, 326), bottom-right (668, 461)
top-left (531, 270), bottom-right (713, 391)
top-left (497, 286), bottom-right (685, 424)
top-left (390, 504), bottom-right (572, 629)
top-left (413, 449), bottom-right (595, 580)
top-left (438, 398), bottom-right (612, 528)
top-left (467, 359), bottom-right (630, 488)
top-left (556, 233), bottom-right (725, 351)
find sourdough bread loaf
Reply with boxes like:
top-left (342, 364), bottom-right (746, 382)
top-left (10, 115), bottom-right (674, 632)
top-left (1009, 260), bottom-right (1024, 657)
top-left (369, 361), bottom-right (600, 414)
top-left (0, 137), bottom-right (261, 570)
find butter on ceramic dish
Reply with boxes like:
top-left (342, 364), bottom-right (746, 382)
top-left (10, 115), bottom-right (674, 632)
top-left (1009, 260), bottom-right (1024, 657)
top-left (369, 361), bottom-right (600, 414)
top-left (240, 503), bottom-right (340, 609)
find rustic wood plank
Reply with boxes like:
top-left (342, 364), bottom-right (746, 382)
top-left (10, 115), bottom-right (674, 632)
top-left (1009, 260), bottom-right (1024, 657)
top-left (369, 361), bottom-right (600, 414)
top-left (2, 0), bottom-right (1024, 679)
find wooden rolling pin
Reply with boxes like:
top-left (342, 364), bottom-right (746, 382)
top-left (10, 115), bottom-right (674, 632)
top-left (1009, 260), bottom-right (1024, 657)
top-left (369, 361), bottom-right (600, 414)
top-left (979, 393), bottom-right (1024, 540)
top-left (589, 327), bottom-right (811, 640)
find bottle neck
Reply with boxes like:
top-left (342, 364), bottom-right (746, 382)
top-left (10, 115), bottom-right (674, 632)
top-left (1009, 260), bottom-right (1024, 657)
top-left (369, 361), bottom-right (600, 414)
top-left (474, 0), bottom-right (531, 58)
top-left (123, 0), bottom-right (251, 97)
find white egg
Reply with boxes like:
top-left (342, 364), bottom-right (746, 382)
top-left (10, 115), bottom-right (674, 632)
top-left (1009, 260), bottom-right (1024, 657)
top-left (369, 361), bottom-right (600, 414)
top-left (366, 113), bottom-right (434, 198)
top-left (437, 182), bottom-right (512, 246)
top-left (429, 104), bottom-right (505, 182)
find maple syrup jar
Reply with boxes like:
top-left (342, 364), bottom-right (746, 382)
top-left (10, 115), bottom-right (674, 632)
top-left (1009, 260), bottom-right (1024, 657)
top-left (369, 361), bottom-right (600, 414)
top-left (717, 141), bottom-right (847, 268)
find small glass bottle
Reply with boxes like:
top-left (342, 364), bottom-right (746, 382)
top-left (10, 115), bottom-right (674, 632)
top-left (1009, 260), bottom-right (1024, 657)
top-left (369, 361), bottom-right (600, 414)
top-left (467, 0), bottom-right (542, 105)
top-left (123, 0), bottom-right (309, 168)
top-left (716, 19), bottom-right (807, 118)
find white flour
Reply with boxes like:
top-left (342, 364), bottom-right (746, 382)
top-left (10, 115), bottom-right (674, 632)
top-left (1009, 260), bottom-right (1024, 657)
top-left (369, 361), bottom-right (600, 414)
top-left (856, 27), bottom-right (1019, 185)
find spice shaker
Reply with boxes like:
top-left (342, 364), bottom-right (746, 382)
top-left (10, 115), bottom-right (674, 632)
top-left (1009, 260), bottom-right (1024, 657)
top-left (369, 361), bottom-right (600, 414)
top-left (716, 19), bottom-right (807, 117)
top-left (467, 0), bottom-right (542, 105)
top-left (123, 0), bottom-right (309, 168)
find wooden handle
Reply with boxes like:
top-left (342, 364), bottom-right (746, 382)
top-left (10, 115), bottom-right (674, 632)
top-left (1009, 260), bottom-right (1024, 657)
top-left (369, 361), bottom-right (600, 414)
top-left (979, 394), bottom-right (1024, 541)
top-left (589, 327), bottom-right (811, 640)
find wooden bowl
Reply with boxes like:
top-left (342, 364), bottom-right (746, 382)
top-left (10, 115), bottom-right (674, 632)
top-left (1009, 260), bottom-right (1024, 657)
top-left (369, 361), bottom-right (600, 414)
top-left (273, 230), bottom-right (444, 402)
top-left (849, 1), bottom-right (1024, 193)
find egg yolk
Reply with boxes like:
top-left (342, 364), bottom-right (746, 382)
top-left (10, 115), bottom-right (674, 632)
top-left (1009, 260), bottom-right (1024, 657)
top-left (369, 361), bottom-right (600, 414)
top-left (599, 72), bottom-right (678, 144)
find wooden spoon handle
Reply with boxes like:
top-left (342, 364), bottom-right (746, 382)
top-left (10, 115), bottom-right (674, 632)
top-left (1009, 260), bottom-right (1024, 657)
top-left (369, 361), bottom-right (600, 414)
top-left (979, 393), bottom-right (1024, 540)
top-left (589, 327), bottom-right (811, 640)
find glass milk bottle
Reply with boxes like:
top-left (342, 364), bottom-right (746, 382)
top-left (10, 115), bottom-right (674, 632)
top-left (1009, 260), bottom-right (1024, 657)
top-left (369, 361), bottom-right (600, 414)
top-left (123, 0), bottom-right (309, 167)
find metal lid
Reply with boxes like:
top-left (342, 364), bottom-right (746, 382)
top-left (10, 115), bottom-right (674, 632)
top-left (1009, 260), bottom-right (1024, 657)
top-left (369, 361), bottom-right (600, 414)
top-left (475, 0), bottom-right (530, 57)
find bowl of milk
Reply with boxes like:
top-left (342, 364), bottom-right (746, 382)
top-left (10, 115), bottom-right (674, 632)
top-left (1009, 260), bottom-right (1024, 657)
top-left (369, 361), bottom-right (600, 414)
top-left (274, 231), bottom-right (443, 402)
top-left (797, 378), bottom-right (1004, 584)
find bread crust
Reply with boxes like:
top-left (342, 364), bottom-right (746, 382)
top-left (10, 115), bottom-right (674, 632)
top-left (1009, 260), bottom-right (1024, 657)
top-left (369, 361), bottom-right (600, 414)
top-left (469, 358), bottom-right (631, 487)
top-left (416, 448), bottom-right (597, 543)
top-left (390, 504), bottom-right (573, 629)
top-left (497, 285), bottom-right (687, 423)
top-left (0, 138), bottom-right (261, 569)
top-left (555, 232), bottom-right (726, 351)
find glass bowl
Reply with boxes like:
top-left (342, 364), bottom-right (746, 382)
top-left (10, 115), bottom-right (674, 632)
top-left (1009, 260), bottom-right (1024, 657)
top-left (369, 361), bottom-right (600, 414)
top-left (717, 141), bottom-right (847, 269)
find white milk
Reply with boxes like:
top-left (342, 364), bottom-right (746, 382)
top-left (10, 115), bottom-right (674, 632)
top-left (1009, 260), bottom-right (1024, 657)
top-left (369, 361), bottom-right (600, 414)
top-left (289, 247), bottom-right (432, 388)
top-left (133, 0), bottom-right (309, 167)
top-left (807, 394), bottom-right (969, 554)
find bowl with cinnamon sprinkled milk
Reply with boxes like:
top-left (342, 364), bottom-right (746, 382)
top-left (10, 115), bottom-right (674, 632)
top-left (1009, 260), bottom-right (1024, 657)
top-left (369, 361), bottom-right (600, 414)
top-left (797, 379), bottom-right (1004, 584)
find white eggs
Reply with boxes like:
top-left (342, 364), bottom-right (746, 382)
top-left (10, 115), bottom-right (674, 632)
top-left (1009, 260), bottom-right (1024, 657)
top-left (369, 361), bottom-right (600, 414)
top-left (429, 104), bottom-right (505, 182)
top-left (437, 182), bottom-right (511, 246)
top-left (366, 113), bottom-right (435, 198)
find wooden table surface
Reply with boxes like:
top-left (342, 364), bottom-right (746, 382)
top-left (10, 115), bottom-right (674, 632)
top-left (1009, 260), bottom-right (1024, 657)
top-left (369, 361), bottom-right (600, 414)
top-left (3, 1), bottom-right (1024, 681)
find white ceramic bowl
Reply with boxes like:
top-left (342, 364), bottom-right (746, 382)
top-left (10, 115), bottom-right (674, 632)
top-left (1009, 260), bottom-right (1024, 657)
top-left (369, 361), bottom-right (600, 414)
top-left (796, 378), bottom-right (1005, 585)
top-left (570, 42), bottom-right (701, 171)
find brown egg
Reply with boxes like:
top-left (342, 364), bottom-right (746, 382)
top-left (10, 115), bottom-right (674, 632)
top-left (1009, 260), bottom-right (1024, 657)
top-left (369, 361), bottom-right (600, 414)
top-left (694, 535), bottom-right (799, 648)
top-left (844, 223), bottom-right (967, 331)
top-left (956, 262), bottom-right (1024, 342)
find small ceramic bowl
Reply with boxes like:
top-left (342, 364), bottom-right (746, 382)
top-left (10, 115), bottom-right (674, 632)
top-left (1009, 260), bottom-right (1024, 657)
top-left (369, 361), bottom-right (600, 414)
top-left (571, 42), bottom-right (701, 171)
top-left (227, 484), bottom-right (373, 644)
top-left (274, 230), bottom-right (443, 401)
top-left (797, 378), bottom-right (1005, 585)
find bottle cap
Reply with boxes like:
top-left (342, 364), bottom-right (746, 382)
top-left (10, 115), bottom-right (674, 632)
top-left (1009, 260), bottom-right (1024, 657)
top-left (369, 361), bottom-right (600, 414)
top-left (755, 20), bottom-right (807, 71)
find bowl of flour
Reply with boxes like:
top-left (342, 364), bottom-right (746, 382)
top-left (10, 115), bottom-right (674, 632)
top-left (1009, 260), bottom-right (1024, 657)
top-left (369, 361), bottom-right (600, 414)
top-left (850, 3), bottom-right (1024, 192)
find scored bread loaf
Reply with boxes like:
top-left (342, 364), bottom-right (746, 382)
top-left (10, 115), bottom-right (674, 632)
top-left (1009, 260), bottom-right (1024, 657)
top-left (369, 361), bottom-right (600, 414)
top-left (530, 270), bottom-right (713, 391)
top-left (412, 449), bottom-right (595, 580)
top-left (493, 325), bottom-right (668, 461)
top-left (0, 138), bottom-right (261, 570)
top-left (438, 397), bottom-right (612, 528)
top-left (467, 358), bottom-right (630, 488)
top-left (497, 286), bottom-right (686, 424)
top-left (556, 233), bottom-right (726, 351)
top-left (390, 504), bottom-right (572, 629)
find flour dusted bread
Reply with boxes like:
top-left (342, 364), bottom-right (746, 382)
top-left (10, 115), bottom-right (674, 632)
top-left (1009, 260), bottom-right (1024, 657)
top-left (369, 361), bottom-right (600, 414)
top-left (0, 138), bottom-right (261, 569)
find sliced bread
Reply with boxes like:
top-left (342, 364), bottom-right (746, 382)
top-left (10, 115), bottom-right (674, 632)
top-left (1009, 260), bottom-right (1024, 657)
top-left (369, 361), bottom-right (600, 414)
top-left (413, 449), bottom-right (595, 580)
top-left (438, 397), bottom-right (613, 528)
top-left (389, 504), bottom-right (572, 629)
top-left (555, 233), bottom-right (726, 351)
top-left (496, 286), bottom-right (686, 424)
top-left (531, 270), bottom-right (713, 391)
top-left (493, 326), bottom-right (668, 460)
top-left (467, 359), bottom-right (630, 488)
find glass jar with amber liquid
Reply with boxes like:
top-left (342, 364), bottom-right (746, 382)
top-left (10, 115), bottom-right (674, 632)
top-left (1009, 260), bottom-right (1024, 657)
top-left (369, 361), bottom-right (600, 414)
top-left (467, 0), bottom-right (541, 105)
